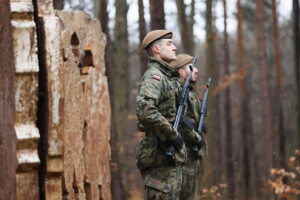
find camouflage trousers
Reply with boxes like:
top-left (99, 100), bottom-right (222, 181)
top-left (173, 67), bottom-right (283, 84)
top-left (142, 165), bottom-right (183, 200)
top-left (179, 160), bottom-right (200, 200)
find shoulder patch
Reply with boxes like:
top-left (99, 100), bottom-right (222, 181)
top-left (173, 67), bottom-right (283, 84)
top-left (151, 75), bottom-right (161, 81)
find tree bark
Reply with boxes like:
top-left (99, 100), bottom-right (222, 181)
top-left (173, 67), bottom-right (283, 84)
top-left (149, 0), bottom-right (165, 29)
top-left (223, 0), bottom-right (235, 199)
top-left (271, 0), bottom-right (286, 168)
top-left (293, 0), bottom-right (300, 150)
top-left (138, 0), bottom-right (147, 74)
top-left (0, 1), bottom-right (16, 199)
top-left (204, 0), bottom-right (217, 188)
top-left (112, 0), bottom-right (129, 199)
top-left (236, 1), bottom-right (257, 199)
top-left (255, 1), bottom-right (274, 198)
top-left (175, 0), bottom-right (193, 54)
top-left (189, 0), bottom-right (195, 51)
top-left (53, 0), bottom-right (64, 10)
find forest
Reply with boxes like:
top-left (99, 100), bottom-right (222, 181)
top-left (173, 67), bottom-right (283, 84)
top-left (56, 0), bottom-right (300, 199)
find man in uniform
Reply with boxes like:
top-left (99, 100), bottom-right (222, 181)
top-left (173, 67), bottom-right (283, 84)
top-left (170, 54), bottom-right (208, 200)
top-left (136, 30), bottom-right (187, 200)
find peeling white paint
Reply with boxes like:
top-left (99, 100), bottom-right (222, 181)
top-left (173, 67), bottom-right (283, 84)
top-left (17, 149), bottom-right (40, 164)
top-left (12, 20), bottom-right (39, 73)
top-left (48, 130), bottom-right (59, 155)
top-left (44, 17), bottom-right (62, 124)
top-left (15, 124), bottom-right (40, 140)
top-left (10, 1), bottom-right (34, 13)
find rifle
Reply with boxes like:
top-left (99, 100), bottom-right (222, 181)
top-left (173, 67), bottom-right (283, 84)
top-left (164, 58), bottom-right (197, 162)
top-left (192, 78), bottom-right (212, 153)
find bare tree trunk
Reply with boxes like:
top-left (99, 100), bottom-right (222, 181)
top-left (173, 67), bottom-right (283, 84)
top-left (204, 0), bottom-right (217, 188)
top-left (97, 0), bottom-right (126, 199)
top-left (255, 1), bottom-right (274, 198)
top-left (0, 1), bottom-right (16, 199)
top-left (53, 0), bottom-right (64, 10)
top-left (206, 0), bottom-right (215, 81)
top-left (175, 0), bottom-right (193, 54)
top-left (214, 62), bottom-right (223, 185)
top-left (113, 0), bottom-right (129, 199)
top-left (138, 0), bottom-right (147, 74)
top-left (236, 1), bottom-right (258, 199)
top-left (149, 0), bottom-right (165, 29)
top-left (293, 0), bottom-right (300, 150)
top-left (223, 0), bottom-right (235, 199)
top-left (271, 0), bottom-right (286, 168)
top-left (189, 0), bottom-right (195, 52)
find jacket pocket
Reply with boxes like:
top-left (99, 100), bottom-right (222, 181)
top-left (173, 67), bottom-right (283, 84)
top-left (136, 137), bottom-right (157, 169)
top-left (145, 176), bottom-right (170, 193)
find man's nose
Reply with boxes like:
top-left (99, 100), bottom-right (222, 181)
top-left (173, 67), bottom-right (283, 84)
top-left (172, 44), bottom-right (177, 51)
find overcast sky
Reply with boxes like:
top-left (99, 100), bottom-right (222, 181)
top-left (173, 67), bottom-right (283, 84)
top-left (107, 0), bottom-right (292, 44)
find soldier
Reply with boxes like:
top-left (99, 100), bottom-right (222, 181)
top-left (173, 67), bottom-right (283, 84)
top-left (136, 30), bottom-right (187, 200)
top-left (170, 54), bottom-right (208, 200)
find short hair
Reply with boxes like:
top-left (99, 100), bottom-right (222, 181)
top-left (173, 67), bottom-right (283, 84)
top-left (145, 40), bottom-right (162, 56)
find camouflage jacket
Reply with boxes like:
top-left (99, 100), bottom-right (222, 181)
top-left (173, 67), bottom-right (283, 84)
top-left (176, 80), bottom-right (208, 161)
top-left (136, 57), bottom-right (187, 169)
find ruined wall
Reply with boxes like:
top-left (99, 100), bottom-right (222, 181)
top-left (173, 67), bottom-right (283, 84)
top-left (58, 11), bottom-right (111, 199)
top-left (6, 0), bottom-right (112, 199)
top-left (10, 0), bottom-right (41, 199)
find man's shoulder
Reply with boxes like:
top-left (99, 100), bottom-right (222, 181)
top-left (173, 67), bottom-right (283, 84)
top-left (143, 66), bottom-right (166, 81)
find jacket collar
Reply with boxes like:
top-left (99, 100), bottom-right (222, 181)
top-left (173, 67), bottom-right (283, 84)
top-left (148, 57), bottom-right (178, 77)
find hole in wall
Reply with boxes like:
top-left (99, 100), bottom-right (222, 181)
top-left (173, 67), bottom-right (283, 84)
top-left (84, 182), bottom-right (92, 200)
top-left (80, 49), bottom-right (94, 75)
top-left (71, 33), bottom-right (80, 59)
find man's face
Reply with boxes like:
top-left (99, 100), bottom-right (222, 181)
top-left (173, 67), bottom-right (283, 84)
top-left (153, 39), bottom-right (177, 62)
top-left (191, 66), bottom-right (198, 82)
top-left (179, 63), bottom-right (198, 82)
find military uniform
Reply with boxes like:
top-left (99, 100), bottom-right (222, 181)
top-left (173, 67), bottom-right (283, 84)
top-left (180, 82), bottom-right (207, 200)
top-left (170, 54), bottom-right (207, 200)
top-left (136, 57), bottom-right (187, 200)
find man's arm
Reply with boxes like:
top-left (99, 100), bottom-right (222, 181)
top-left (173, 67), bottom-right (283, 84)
top-left (136, 76), bottom-right (178, 142)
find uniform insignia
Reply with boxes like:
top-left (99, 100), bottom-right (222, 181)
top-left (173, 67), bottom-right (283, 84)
top-left (152, 75), bottom-right (161, 81)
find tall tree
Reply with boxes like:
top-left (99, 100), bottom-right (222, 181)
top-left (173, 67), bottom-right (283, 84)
top-left (53, 0), bottom-right (64, 10)
top-left (138, 0), bottom-right (147, 73)
top-left (255, 0), bottom-right (274, 196)
top-left (271, 0), bottom-right (286, 168)
top-left (113, 0), bottom-right (129, 199)
top-left (189, 0), bottom-right (195, 48)
top-left (236, 1), bottom-right (257, 199)
top-left (222, 0), bottom-right (235, 199)
top-left (96, 0), bottom-right (126, 199)
top-left (149, 0), bottom-right (165, 29)
top-left (175, 0), bottom-right (194, 54)
top-left (205, 0), bottom-right (215, 81)
top-left (293, 0), bottom-right (300, 149)
top-left (0, 0), bottom-right (16, 199)
top-left (204, 0), bottom-right (217, 188)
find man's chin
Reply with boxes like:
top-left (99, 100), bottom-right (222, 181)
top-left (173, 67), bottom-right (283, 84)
top-left (165, 57), bottom-right (176, 63)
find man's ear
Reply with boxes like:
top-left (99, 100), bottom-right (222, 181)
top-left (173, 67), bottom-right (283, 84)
top-left (178, 68), bottom-right (184, 77)
top-left (152, 45), bottom-right (160, 54)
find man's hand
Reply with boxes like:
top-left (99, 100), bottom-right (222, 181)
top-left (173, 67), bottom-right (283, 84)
top-left (172, 134), bottom-right (183, 150)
